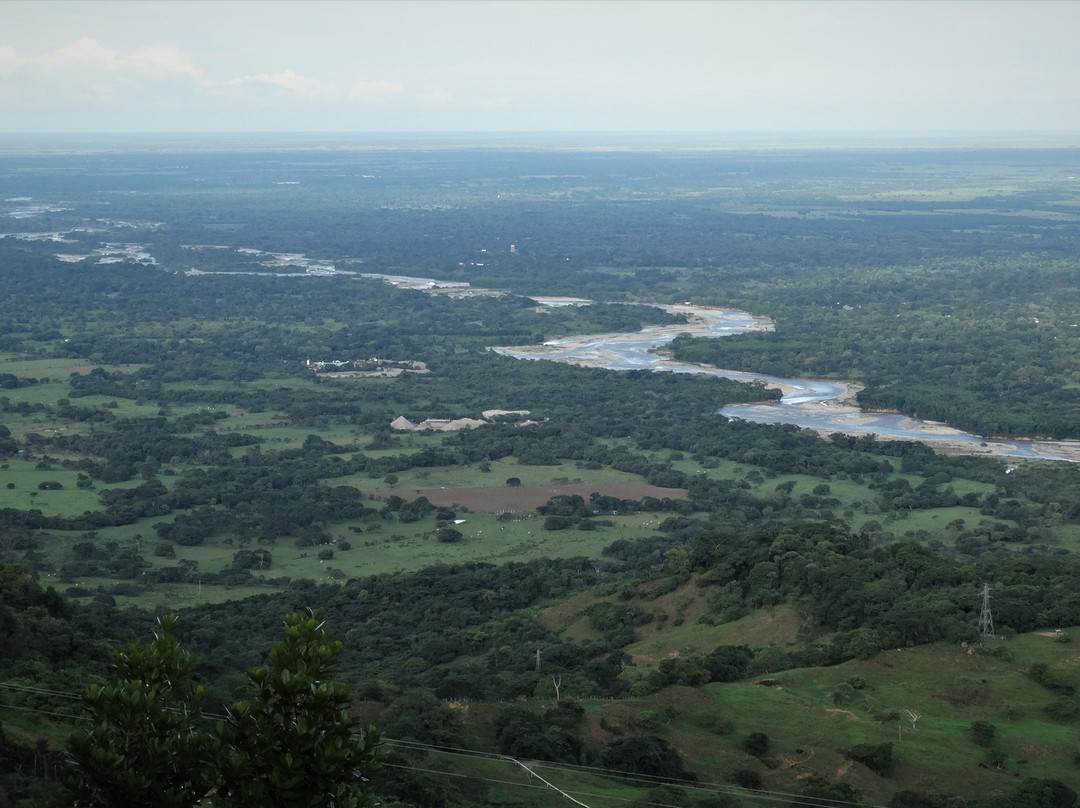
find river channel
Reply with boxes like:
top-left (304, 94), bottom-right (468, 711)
top-left (493, 301), bottom-right (1080, 463)
top-left (357, 273), bottom-right (1080, 462)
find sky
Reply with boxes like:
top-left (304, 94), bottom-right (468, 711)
top-left (1, 0), bottom-right (1079, 135)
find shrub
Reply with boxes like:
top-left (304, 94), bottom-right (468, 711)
top-left (742, 732), bottom-right (770, 757)
top-left (1009, 778), bottom-right (1078, 808)
top-left (600, 735), bottom-right (696, 781)
top-left (845, 742), bottom-right (894, 776)
top-left (730, 767), bottom-right (763, 789)
top-left (971, 720), bottom-right (996, 747)
top-left (952, 675), bottom-right (989, 705)
top-left (436, 527), bottom-right (463, 543)
top-left (1045, 698), bottom-right (1079, 723)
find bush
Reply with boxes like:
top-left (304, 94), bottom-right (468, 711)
top-left (801, 775), bottom-right (863, 805)
top-left (889, 790), bottom-right (948, 808)
top-left (436, 527), bottom-right (463, 543)
top-left (1045, 698), bottom-right (1079, 723)
top-left (1009, 778), bottom-right (1078, 808)
top-left (741, 732), bottom-right (770, 757)
top-left (971, 720), bottom-right (996, 747)
top-left (600, 735), bottom-right (696, 781)
top-left (729, 767), bottom-right (762, 789)
top-left (1029, 663), bottom-right (1075, 696)
top-left (952, 675), bottom-right (989, 705)
top-left (845, 742), bottom-right (893, 776)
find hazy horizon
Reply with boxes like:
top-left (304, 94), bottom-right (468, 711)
top-left (3, 1), bottom-right (1079, 137)
top-left (1, 130), bottom-right (1077, 157)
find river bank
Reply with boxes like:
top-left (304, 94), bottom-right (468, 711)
top-left (499, 304), bottom-right (1080, 463)
top-left (365, 274), bottom-right (1080, 464)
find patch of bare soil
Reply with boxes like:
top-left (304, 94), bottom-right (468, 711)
top-left (778, 749), bottom-right (813, 769)
top-left (1019, 741), bottom-right (1056, 757)
top-left (824, 708), bottom-right (860, 720)
top-left (368, 481), bottom-right (689, 515)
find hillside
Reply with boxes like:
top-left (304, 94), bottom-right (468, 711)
top-left (3, 142), bottom-right (1080, 807)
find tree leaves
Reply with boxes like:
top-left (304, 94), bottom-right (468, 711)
top-left (63, 610), bottom-right (382, 808)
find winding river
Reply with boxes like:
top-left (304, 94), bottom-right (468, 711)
top-left (360, 273), bottom-right (1080, 462)
top-left (494, 301), bottom-right (1080, 463)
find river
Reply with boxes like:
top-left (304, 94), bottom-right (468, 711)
top-left (358, 273), bottom-right (1080, 462)
top-left (493, 300), bottom-right (1080, 463)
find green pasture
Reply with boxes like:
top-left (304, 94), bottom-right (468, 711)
top-left (0, 357), bottom-right (90, 379)
top-left (216, 423), bottom-right (368, 450)
top-left (555, 628), bottom-right (1080, 801)
top-left (0, 459), bottom-right (143, 516)
top-left (0, 380), bottom-right (69, 407)
top-left (539, 578), bottom-right (804, 657)
top-left (72, 499), bottom-right (669, 610)
top-left (627, 603), bottom-right (805, 663)
top-left (669, 451), bottom-right (1024, 547)
top-left (59, 394), bottom-right (166, 419)
top-left (685, 632), bottom-right (1080, 797)
top-left (163, 506), bottom-right (648, 579)
top-left (344, 457), bottom-right (645, 492)
top-left (68, 575), bottom-right (274, 612)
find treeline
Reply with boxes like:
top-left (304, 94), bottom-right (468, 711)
top-left (164, 520), bottom-right (1080, 720)
top-left (0, 249), bottom-right (682, 364)
top-left (668, 259), bottom-right (1080, 438)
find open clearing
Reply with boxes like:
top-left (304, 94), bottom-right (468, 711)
top-left (368, 481), bottom-right (689, 514)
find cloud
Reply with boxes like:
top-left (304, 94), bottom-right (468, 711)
top-left (29, 38), bottom-right (205, 82)
top-left (417, 87), bottom-right (454, 106)
top-left (35, 37), bottom-right (119, 71)
top-left (349, 79), bottom-right (403, 101)
top-left (0, 38), bottom-right (210, 98)
top-left (0, 45), bottom-right (28, 77)
top-left (230, 68), bottom-right (336, 98)
top-left (124, 44), bottom-right (205, 82)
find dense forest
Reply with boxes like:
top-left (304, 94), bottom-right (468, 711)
top-left (2, 140), bottom-right (1080, 807)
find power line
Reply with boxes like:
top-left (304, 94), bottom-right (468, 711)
top-left (383, 738), bottom-right (885, 808)
top-left (979, 582), bottom-right (994, 638)
top-left (2, 682), bottom-right (887, 808)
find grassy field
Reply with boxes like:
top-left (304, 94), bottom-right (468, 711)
top-left (24, 437), bottom-right (1063, 615)
top-left (528, 563), bottom-right (1080, 799)
top-left (0, 456), bottom-right (147, 515)
top-left (554, 628), bottom-right (1080, 803)
top-left (58, 504), bottom-right (668, 614)
top-left (5, 358), bottom-right (1074, 619)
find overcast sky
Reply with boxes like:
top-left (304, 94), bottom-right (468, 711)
top-left (2, 0), bottom-right (1078, 134)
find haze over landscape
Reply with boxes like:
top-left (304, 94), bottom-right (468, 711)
top-left (2, 0), bottom-right (1079, 136)
top-left (5, 3), bottom-right (1080, 808)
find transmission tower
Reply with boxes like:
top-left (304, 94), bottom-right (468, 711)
top-left (979, 583), bottom-right (994, 638)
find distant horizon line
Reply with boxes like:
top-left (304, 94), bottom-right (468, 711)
top-left (0, 130), bottom-right (1076, 154)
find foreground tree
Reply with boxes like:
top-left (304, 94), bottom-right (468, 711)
top-left (63, 610), bottom-right (381, 808)
top-left (215, 610), bottom-right (383, 808)
top-left (64, 615), bottom-right (214, 808)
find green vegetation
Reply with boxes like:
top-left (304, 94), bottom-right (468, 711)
top-left (63, 610), bottom-right (381, 808)
top-left (3, 141), bottom-right (1080, 806)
